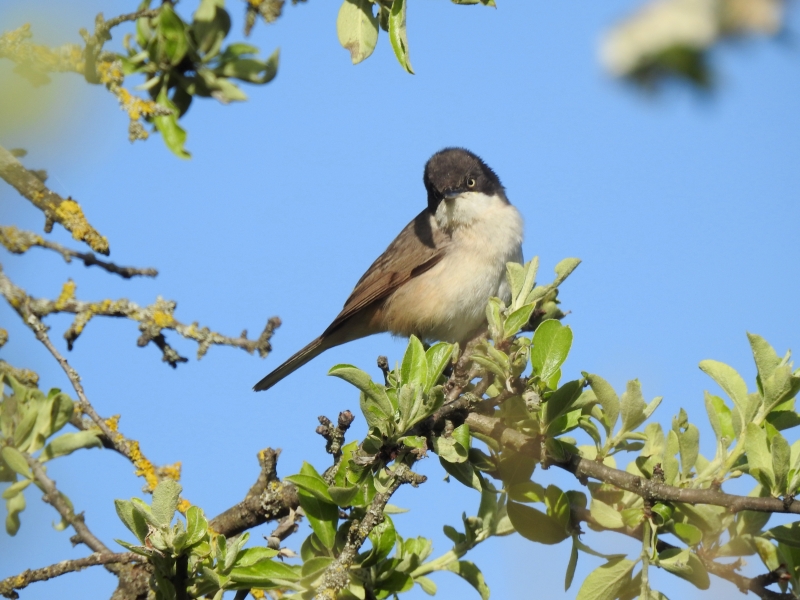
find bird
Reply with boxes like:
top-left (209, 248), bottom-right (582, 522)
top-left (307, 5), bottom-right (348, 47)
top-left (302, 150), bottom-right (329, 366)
top-left (253, 147), bottom-right (524, 392)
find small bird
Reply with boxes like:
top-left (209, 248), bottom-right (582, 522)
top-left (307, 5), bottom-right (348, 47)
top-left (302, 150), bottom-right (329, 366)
top-left (253, 148), bottom-right (524, 391)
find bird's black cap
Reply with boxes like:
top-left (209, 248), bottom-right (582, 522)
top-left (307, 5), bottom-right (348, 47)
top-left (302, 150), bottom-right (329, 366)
top-left (423, 148), bottom-right (505, 213)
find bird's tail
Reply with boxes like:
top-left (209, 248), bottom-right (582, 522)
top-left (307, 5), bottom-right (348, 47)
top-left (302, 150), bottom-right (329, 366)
top-left (253, 336), bottom-right (328, 392)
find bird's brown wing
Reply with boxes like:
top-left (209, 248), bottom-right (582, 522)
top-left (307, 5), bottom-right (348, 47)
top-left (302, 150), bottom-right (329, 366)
top-left (323, 210), bottom-right (450, 336)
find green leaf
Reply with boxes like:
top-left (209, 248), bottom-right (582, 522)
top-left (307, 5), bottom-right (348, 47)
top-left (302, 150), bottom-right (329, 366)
top-left (772, 431), bottom-right (791, 494)
top-left (565, 537), bottom-right (579, 590)
top-left (748, 333), bottom-right (782, 384)
top-left (531, 321), bottom-right (573, 386)
top-left (228, 559), bottom-right (301, 586)
top-left (337, 0), bottom-right (379, 65)
top-left (763, 365), bottom-right (800, 414)
top-left (619, 380), bottom-right (648, 434)
top-left (504, 304), bottom-right (535, 339)
top-left (192, 0), bottom-right (231, 57)
top-left (185, 505), bottom-right (208, 546)
top-left (507, 500), bottom-right (569, 545)
top-left (415, 575), bottom-right (437, 595)
top-left (507, 480), bottom-right (545, 503)
top-left (328, 485), bottom-right (360, 507)
top-left (485, 297), bottom-right (504, 342)
top-left (575, 558), bottom-right (636, 600)
top-left (1, 447), bottom-right (31, 479)
top-left (114, 499), bottom-right (149, 543)
top-left (439, 457), bottom-right (482, 490)
top-left (400, 336), bottom-right (428, 387)
top-left (445, 561), bottom-right (489, 600)
top-left (297, 489), bottom-right (338, 549)
top-left (156, 4), bottom-right (189, 66)
top-left (2, 479), bottom-right (30, 500)
top-left (509, 257), bottom-right (538, 310)
top-left (41, 430), bottom-right (102, 462)
top-left (4, 491), bottom-right (25, 536)
top-left (153, 87), bottom-right (190, 159)
top-left (672, 522), bottom-right (702, 546)
top-left (329, 365), bottom-right (394, 421)
top-left (553, 257), bottom-right (581, 288)
top-left (236, 547), bottom-right (279, 567)
top-left (286, 466), bottom-right (334, 503)
top-left (586, 374), bottom-right (620, 433)
top-left (699, 360), bottom-right (752, 426)
top-left (656, 548), bottom-right (710, 589)
top-left (745, 423), bottom-right (775, 491)
top-left (425, 342), bottom-right (453, 391)
top-left (765, 522), bottom-right (800, 548)
top-left (544, 380), bottom-right (583, 428)
top-left (590, 499), bottom-right (624, 529)
top-left (388, 0), bottom-right (413, 73)
top-left (361, 514), bottom-right (396, 567)
top-left (151, 479), bottom-right (182, 527)
top-left (46, 390), bottom-right (74, 438)
top-left (704, 392), bottom-right (735, 448)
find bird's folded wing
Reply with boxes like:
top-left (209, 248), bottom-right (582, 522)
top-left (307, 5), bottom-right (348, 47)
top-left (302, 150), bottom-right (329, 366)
top-left (323, 210), bottom-right (450, 335)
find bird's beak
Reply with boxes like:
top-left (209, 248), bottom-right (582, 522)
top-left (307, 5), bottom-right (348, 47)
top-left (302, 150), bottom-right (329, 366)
top-left (443, 189), bottom-right (462, 200)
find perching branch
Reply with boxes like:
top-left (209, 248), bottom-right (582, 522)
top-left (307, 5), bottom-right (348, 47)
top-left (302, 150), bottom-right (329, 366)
top-left (0, 552), bottom-right (139, 599)
top-left (0, 226), bottom-right (157, 279)
top-left (0, 145), bottom-right (109, 254)
top-left (0, 266), bottom-right (279, 366)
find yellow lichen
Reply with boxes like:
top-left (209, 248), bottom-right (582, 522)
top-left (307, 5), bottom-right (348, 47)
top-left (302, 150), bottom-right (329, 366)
top-left (105, 414), bottom-right (120, 432)
top-left (152, 310), bottom-right (176, 328)
top-left (55, 280), bottom-right (76, 310)
top-left (53, 200), bottom-right (109, 254)
top-left (176, 498), bottom-right (191, 514)
top-left (250, 590), bottom-right (266, 599)
top-left (159, 461), bottom-right (182, 482)
top-left (0, 225), bottom-right (41, 253)
top-left (127, 439), bottom-right (159, 492)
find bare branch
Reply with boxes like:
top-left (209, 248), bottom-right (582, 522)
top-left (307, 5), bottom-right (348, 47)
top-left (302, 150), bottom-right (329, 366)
top-left (1, 226), bottom-right (157, 279)
top-left (0, 266), bottom-right (279, 366)
top-left (23, 453), bottom-right (109, 553)
top-left (0, 552), bottom-right (139, 599)
top-left (0, 145), bottom-right (109, 254)
top-left (209, 448), bottom-right (300, 538)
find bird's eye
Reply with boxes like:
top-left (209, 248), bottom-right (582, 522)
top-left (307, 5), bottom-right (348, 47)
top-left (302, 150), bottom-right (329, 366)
top-left (467, 177), bottom-right (476, 188)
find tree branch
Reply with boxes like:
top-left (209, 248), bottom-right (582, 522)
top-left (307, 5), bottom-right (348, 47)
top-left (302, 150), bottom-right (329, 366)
top-left (0, 266), bottom-right (279, 366)
top-left (0, 226), bottom-right (157, 279)
top-left (209, 448), bottom-right (299, 538)
top-left (23, 453), bottom-right (109, 553)
top-left (0, 145), bottom-right (109, 254)
top-left (314, 462), bottom-right (426, 599)
top-left (0, 552), bottom-right (139, 599)
top-left (461, 412), bottom-right (800, 514)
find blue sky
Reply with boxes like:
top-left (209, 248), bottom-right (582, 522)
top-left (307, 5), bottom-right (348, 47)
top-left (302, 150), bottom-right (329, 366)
top-left (2, 0), bottom-right (800, 598)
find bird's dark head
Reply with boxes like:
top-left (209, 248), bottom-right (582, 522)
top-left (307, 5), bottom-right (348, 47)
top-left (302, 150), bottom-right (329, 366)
top-left (423, 148), bottom-right (506, 214)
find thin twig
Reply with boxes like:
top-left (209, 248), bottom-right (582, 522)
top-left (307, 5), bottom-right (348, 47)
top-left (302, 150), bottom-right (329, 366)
top-left (0, 552), bottom-right (139, 599)
top-left (0, 225), bottom-right (157, 279)
top-left (0, 266), bottom-right (279, 366)
top-left (23, 453), bottom-right (109, 553)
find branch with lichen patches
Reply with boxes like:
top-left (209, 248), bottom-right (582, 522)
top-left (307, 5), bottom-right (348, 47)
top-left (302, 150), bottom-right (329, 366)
top-left (0, 145), bottom-right (108, 254)
top-left (0, 552), bottom-right (139, 599)
top-left (0, 24), bottom-right (84, 85)
top-left (3, 287), bottom-right (172, 495)
top-left (314, 461), bottom-right (426, 600)
top-left (0, 225), bottom-right (157, 279)
top-left (0, 267), bottom-right (279, 366)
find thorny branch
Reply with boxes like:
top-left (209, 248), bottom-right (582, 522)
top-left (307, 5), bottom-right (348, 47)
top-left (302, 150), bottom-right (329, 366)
top-left (0, 266), bottom-right (279, 366)
top-left (0, 552), bottom-right (140, 599)
top-left (0, 145), bottom-right (109, 254)
top-left (1, 226), bottom-right (157, 279)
